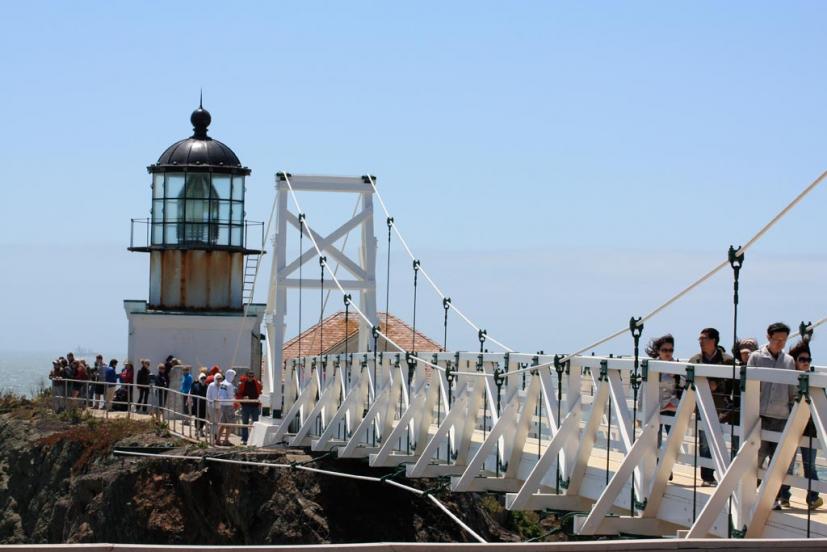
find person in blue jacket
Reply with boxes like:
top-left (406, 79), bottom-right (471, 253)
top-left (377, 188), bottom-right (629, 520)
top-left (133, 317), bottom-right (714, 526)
top-left (104, 359), bottom-right (118, 411)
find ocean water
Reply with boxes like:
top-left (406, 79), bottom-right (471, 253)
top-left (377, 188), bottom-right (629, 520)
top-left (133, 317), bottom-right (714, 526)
top-left (0, 351), bottom-right (124, 397)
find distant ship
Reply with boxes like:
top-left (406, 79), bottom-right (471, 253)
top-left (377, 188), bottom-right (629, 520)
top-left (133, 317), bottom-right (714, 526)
top-left (73, 346), bottom-right (96, 357)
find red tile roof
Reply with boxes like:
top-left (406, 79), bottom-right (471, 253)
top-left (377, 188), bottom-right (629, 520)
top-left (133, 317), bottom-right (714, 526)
top-left (282, 311), bottom-right (442, 361)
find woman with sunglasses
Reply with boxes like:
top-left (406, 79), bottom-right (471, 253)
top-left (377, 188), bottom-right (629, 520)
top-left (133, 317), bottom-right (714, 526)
top-left (646, 334), bottom-right (680, 447)
top-left (789, 340), bottom-right (822, 509)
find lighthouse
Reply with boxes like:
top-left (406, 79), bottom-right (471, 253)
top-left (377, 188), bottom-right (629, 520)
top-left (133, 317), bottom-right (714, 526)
top-left (124, 102), bottom-right (265, 374)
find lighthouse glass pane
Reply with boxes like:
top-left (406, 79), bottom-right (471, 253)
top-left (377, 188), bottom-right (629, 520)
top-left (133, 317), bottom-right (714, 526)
top-left (185, 198), bottom-right (210, 223)
top-left (152, 174), bottom-right (164, 199)
top-left (213, 175), bottom-right (231, 199)
top-left (182, 222), bottom-right (209, 243)
top-left (165, 199), bottom-right (181, 222)
top-left (217, 224), bottom-right (230, 245)
top-left (151, 224), bottom-right (163, 245)
top-left (231, 201), bottom-right (243, 223)
top-left (152, 200), bottom-right (164, 224)
top-left (165, 223), bottom-right (178, 244)
top-left (185, 173), bottom-right (211, 199)
top-left (231, 225), bottom-right (242, 247)
top-left (217, 200), bottom-right (231, 223)
top-left (232, 176), bottom-right (244, 201)
top-left (167, 174), bottom-right (185, 198)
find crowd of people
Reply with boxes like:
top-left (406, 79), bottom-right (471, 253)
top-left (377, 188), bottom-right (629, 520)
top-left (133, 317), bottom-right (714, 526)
top-left (648, 321), bottom-right (821, 511)
top-left (47, 353), bottom-right (263, 446)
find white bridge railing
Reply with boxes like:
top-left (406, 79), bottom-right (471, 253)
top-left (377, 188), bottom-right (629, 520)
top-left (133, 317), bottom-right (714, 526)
top-left (252, 351), bottom-right (827, 539)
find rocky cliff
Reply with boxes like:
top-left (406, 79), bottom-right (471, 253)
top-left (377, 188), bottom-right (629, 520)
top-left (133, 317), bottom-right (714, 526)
top-left (0, 396), bottom-right (543, 545)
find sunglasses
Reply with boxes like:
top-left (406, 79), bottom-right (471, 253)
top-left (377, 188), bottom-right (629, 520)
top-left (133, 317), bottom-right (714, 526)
top-left (659, 348), bottom-right (674, 353)
top-left (798, 356), bottom-right (812, 363)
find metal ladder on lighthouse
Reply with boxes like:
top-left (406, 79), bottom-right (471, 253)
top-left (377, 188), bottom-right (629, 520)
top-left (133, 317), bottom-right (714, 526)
top-left (243, 253), bottom-right (261, 305)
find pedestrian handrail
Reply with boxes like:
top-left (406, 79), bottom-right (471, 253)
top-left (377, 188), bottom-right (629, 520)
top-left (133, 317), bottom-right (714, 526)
top-left (48, 376), bottom-right (263, 447)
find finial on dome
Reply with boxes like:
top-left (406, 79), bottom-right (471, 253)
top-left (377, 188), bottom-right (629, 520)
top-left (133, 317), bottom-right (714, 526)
top-left (190, 94), bottom-right (211, 139)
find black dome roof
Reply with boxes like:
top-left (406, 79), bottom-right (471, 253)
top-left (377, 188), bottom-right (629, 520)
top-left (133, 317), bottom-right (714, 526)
top-left (148, 105), bottom-right (250, 175)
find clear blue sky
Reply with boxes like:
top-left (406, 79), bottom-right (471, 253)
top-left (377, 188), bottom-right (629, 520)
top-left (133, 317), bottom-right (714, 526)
top-left (2, 2), bottom-right (826, 361)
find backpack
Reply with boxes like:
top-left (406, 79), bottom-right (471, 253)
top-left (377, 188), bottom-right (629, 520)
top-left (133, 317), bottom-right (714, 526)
top-left (242, 379), bottom-right (260, 400)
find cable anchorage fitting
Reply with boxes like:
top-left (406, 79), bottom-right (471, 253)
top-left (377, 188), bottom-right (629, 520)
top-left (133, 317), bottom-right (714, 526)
top-left (728, 244), bottom-right (745, 272)
top-left (443, 297), bottom-right (451, 311)
top-left (798, 373), bottom-right (810, 401)
top-left (343, 293), bottom-right (352, 307)
top-left (800, 320), bottom-right (814, 342)
top-left (445, 361), bottom-right (455, 384)
top-left (553, 354), bottom-right (567, 376)
top-left (599, 360), bottom-right (608, 382)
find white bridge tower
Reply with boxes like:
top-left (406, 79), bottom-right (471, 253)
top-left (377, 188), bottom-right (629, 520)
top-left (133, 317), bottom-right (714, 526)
top-left (263, 173), bottom-right (378, 418)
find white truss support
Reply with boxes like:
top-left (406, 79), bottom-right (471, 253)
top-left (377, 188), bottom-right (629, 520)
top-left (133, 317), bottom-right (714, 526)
top-left (565, 373), bottom-right (609, 495)
top-left (312, 362), bottom-right (364, 451)
top-left (504, 373), bottom-right (542, 480)
top-left (638, 368), bottom-right (660, 496)
top-left (745, 398), bottom-right (811, 538)
top-left (407, 377), bottom-right (484, 477)
top-left (606, 370), bottom-right (635, 453)
top-left (456, 373), bottom-right (490, 467)
top-left (269, 364), bottom-right (319, 444)
top-left (577, 416), bottom-right (658, 535)
top-left (505, 399), bottom-right (583, 511)
top-left (563, 365), bottom-right (583, 482)
top-left (539, 370), bottom-right (561, 433)
top-left (642, 385), bottom-right (697, 518)
top-left (281, 361), bottom-right (300, 416)
top-left (686, 421), bottom-right (761, 538)
top-left (411, 362), bottom-right (441, 451)
top-left (695, 377), bottom-right (732, 479)
top-left (370, 362), bottom-right (431, 465)
top-left (337, 357), bottom-right (395, 459)
top-left (735, 378), bottom-right (760, 530)
top-left (377, 363), bottom-right (408, 443)
top-left (605, 369), bottom-right (644, 497)
top-left (452, 383), bottom-right (525, 492)
top-left (290, 362), bottom-right (341, 447)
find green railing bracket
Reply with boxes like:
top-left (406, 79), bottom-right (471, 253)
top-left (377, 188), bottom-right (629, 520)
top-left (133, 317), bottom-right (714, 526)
top-left (798, 373), bottom-right (810, 401)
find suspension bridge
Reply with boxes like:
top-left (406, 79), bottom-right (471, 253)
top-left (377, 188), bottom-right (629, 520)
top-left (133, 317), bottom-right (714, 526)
top-left (234, 170), bottom-right (827, 542)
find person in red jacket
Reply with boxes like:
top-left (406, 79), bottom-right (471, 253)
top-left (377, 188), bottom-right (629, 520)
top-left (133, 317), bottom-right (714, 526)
top-left (236, 370), bottom-right (262, 445)
top-left (205, 365), bottom-right (221, 386)
top-left (119, 361), bottom-right (135, 408)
